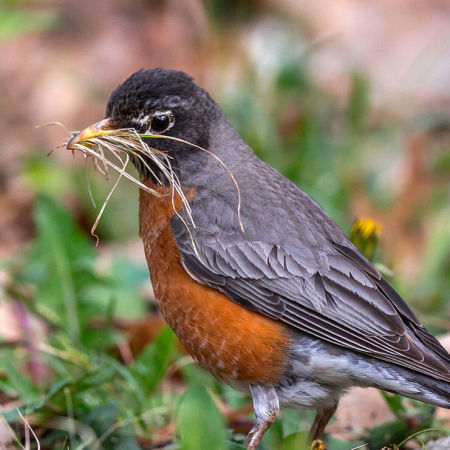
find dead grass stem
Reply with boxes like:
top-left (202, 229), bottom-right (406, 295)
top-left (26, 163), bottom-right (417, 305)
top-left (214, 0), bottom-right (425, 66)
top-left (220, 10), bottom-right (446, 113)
top-left (49, 126), bottom-right (243, 258)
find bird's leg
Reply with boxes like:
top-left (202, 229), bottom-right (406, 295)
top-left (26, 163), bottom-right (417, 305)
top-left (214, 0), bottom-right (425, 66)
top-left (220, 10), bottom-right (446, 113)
top-left (245, 384), bottom-right (280, 450)
top-left (309, 403), bottom-right (337, 442)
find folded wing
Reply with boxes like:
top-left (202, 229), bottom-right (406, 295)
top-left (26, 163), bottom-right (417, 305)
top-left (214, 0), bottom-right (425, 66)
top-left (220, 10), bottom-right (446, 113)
top-left (176, 227), bottom-right (450, 382)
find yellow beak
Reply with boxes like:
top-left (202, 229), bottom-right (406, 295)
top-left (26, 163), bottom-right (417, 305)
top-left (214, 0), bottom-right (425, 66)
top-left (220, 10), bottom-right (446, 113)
top-left (67, 118), bottom-right (115, 149)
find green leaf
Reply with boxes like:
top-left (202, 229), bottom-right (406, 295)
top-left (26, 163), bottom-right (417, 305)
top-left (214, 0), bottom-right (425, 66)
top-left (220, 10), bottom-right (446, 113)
top-left (380, 392), bottom-right (406, 417)
top-left (282, 431), bottom-right (309, 450)
top-left (365, 418), bottom-right (430, 449)
top-left (83, 404), bottom-right (118, 435)
top-left (280, 408), bottom-right (315, 438)
top-left (261, 417), bottom-right (284, 449)
top-left (0, 5), bottom-right (56, 41)
top-left (226, 442), bottom-right (246, 450)
top-left (177, 386), bottom-right (226, 450)
top-left (2, 377), bottom-right (71, 422)
top-left (180, 362), bottom-right (219, 392)
top-left (3, 362), bottom-right (40, 401)
top-left (325, 436), bottom-right (367, 450)
top-left (27, 195), bottom-right (95, 343)
top-left (130, 326), bottom-right (175, 396)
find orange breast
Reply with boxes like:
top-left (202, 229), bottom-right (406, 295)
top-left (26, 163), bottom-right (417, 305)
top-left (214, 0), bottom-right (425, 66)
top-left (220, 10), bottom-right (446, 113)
top-left (139, 181), bottom-right (291, 383)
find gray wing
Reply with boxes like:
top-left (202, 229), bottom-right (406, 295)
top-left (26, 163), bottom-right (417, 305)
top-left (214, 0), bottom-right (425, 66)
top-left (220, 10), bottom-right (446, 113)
top-left (177, 237), bottom-right (450, 382)
top-left (172, 158), bottom-right (450, 382)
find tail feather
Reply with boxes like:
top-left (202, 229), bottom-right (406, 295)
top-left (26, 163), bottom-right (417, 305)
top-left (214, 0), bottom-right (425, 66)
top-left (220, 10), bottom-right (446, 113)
top-left (395, 371), bottom-right (450, 408)
top-left (289, 334), bottom-right (450, 409)
top-left (355, 356), bottom-right (450, 408)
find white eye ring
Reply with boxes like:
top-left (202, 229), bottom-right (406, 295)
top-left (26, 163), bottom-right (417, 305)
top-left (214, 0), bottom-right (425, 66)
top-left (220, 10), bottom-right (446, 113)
top-left (146, 111), bottom-right (174, 134)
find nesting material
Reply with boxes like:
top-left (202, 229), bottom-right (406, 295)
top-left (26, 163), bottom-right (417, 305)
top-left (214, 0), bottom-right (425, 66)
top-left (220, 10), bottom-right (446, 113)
top-left (48, 125), bottom-right (243, 247)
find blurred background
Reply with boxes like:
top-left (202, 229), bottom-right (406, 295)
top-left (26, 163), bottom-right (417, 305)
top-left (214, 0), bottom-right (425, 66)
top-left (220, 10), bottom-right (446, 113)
top-left (0, 0), bottom-right (449, 448)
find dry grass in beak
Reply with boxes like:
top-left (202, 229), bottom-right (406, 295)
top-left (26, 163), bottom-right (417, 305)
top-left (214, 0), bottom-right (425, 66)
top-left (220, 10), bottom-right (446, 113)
top-left (64, 128), bottom-right (196, 246)
top-left (47, 125), bottom-right (244, 252)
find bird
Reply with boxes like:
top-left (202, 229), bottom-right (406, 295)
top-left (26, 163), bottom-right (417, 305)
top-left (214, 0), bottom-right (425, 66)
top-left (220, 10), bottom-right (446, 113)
top-left (68, 68), bottom-right (450, 449)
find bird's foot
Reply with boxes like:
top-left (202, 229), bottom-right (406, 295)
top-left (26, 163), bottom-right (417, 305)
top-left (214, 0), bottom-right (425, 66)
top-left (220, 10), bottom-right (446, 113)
top-left (245, 384), bottom-right (279, 449)
top-left (245, 422), bottom-right (270, 450)
top-left (310, 439), bottom-right (327, 450)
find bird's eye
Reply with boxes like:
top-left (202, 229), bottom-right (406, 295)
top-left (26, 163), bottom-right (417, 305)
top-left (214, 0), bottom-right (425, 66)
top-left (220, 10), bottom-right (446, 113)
top-left (149, 112), bottom-right (174, 134)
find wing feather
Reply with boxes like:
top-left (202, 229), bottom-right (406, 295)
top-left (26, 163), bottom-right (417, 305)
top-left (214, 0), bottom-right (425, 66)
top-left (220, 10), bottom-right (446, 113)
top-left (170, 168), bottom-right (450, 382)
top-left (177, 233), bottom-right (450, 382)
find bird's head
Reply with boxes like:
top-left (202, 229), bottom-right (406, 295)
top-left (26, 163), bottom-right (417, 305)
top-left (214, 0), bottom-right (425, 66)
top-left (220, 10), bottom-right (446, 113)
top-left (67, 68), bottom-right (222, 180)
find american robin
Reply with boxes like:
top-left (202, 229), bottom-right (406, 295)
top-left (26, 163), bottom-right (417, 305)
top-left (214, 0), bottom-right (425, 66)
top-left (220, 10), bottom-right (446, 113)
top-left (68, 69), bottom-right (450, 449)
